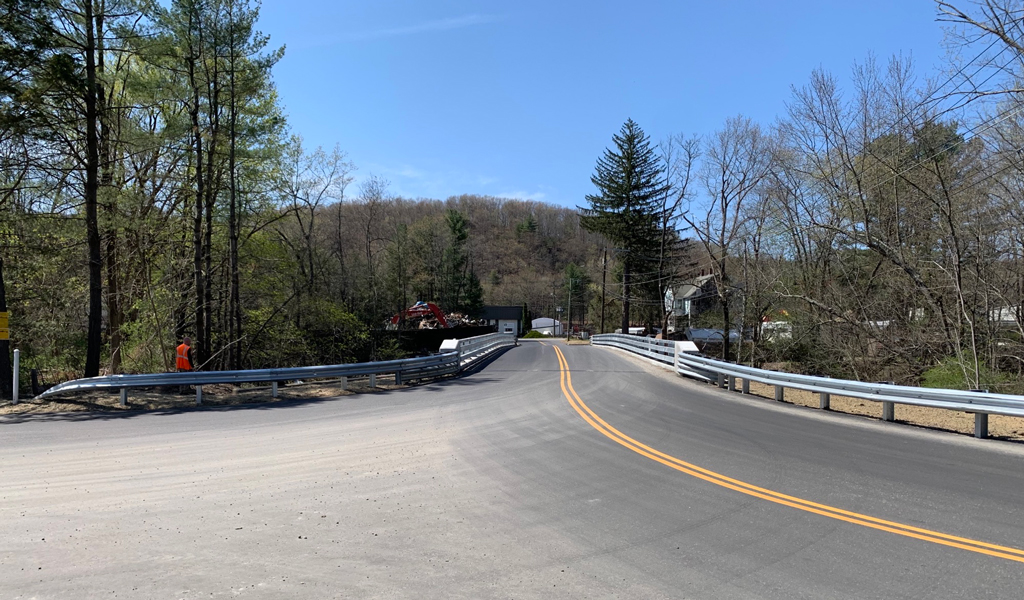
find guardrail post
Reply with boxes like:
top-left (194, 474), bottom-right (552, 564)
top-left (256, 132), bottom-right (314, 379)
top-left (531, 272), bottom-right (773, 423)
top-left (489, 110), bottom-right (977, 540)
top-left (882, 401), bottom-right (895, 422)
top-left (195, 385), bottom-right (203, 405)
top-left (119, 388), bottom-right (127, 407)
top-left (340, 376), bottom-right (347, 391)
top-left (819, 392), bottom-right (830, 410)
top-left (727, 375), bottom-right (736, 392)
top-left (741, 378), bottom-right (750, 394)
top-left (974, 413), bottom-right (989, 439)
top-left (369, 373), bottom-right (377, 388)
top-left (775, 385), bottom-right (784, 402)
top-left (717, 372), bottom-right (725, 388)
top-left (969, 390), bottom-right (989, 439)
top-left (395, 371), bottom-right (402, 385)
top-left (272, 381), bottom-right (278, 398)
top-left (12, 349), bottom-right (19, 404)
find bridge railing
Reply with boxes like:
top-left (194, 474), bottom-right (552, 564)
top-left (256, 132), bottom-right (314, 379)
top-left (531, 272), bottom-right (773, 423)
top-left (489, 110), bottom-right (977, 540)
top-left (35, 332), bottom-right (517, 407)
top-left (592, 333), bottom-right (1024, 439)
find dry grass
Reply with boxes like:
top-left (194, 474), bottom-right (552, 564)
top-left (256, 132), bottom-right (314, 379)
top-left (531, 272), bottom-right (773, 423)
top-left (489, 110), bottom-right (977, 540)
top-left (566, 339), bottom-right (592, 345)
top-left (0, 376), bottom-right (406, 416)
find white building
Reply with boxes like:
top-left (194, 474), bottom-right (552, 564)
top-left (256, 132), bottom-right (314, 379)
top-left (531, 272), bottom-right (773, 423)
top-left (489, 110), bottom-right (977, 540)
top-left (531, 317), bottom-right (562, 336)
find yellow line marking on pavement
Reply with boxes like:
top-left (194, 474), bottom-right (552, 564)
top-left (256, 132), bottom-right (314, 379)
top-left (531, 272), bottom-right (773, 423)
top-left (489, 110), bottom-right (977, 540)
top-left (552, 345), bottom-right (1024, 563)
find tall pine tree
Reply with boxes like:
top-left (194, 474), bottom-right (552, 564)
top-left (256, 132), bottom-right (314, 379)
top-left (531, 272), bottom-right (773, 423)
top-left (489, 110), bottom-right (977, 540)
top-left (581, 119), bottom-right (669, 334)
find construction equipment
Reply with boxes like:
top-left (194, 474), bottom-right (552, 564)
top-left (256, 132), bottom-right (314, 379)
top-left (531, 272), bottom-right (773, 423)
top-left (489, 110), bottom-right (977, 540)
top-left (388, 301), bottom-right (450, 330)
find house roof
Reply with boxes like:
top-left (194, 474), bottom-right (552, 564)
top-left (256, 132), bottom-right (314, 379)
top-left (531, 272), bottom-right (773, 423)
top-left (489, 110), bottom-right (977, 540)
top-left (532, 318), bottom-right (561, 327)
top-left (480, 305), bottom-right (523, 321)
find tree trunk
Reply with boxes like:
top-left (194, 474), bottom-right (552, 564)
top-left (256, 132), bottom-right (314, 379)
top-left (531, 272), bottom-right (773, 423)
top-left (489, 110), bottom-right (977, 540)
top-left (95, 8), bottom-right (122, 374)
top-left (0, 258), bottom-right (11, 399)
top-left (228, 60), bottom-right (241, 371)
top-left (187, 25), bottom-right (206, 370)
top-left (83, 0), bottom-right (103, 378)
top-left (621, 260), bottom-right (630, 334)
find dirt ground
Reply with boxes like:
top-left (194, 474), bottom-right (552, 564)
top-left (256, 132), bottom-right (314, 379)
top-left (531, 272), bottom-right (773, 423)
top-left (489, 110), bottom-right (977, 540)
top-left (0, 375), bottom-right (404, 416)
top-left (740, 379), bottom-right (1024, 443)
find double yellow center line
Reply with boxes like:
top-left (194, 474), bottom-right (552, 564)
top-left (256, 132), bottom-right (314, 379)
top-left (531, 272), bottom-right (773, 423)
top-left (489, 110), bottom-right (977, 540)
top-left (552, 344), bottom-right (1024, 564)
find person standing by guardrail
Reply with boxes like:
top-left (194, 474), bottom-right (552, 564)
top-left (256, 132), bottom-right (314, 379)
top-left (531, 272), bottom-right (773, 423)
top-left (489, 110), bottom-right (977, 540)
top-left (176, 337), bottom-right (194, 394)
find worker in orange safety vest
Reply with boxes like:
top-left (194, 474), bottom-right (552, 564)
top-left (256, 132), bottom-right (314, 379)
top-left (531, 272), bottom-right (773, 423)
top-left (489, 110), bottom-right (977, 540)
top-left (176, 337), bottom-right (194, 394)
top-left (176, 337), bottom-right (194, 371)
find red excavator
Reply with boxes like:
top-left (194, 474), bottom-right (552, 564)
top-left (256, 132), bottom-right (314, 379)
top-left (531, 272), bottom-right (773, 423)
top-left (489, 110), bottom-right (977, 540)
top-left (388, 301), bottom-right (450, 330)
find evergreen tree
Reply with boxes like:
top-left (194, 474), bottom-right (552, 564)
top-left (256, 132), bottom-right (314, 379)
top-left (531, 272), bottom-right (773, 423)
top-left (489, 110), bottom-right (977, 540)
top-left (581, 119), bottom-right (669, 334)
top-left (440, 209), bottom-right (469, 310)
top-left (462, 270), bottom-right (484, 315)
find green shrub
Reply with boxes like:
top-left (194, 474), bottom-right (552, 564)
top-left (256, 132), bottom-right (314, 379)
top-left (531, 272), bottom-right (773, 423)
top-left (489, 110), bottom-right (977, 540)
top-left (921, 356), bottom-right (1008, 390)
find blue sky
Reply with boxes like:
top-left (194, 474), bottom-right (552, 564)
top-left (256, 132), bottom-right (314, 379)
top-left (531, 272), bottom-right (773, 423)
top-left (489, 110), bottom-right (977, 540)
top-left (257, 1), bottom-right (948, 207)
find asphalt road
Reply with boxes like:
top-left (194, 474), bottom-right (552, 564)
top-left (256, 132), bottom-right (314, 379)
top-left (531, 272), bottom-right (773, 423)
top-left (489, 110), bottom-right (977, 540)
top-left (2, 341), bottom-right (1023, 598)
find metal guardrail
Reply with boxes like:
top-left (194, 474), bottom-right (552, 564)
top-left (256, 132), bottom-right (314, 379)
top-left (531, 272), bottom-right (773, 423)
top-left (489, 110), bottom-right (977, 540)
top-left (446, 332), bottom-right (518, 367)
top-left (592, 333), bottom-right (1024, 439)
top-left (34, 332), bottom-right (517, 407)
top-left (590, 334), bottom-right (716, 382)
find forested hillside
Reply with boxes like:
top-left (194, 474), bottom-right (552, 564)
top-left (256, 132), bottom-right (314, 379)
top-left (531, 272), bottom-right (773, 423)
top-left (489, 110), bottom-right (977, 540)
top-left (7, 0), bottom-right (1024, 396)
top-left (0, 1), bottom-right (611, 392)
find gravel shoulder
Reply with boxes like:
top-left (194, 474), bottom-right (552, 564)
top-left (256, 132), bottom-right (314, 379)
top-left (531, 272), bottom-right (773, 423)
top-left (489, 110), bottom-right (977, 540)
top-left (740, 380), bottom-right (1024, 442)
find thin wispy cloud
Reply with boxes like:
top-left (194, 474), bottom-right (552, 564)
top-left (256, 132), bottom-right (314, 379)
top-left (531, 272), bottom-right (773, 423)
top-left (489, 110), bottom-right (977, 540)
top-left (346, 14), bottom-right (500, 42)
top-left (497, 190), bottom-right (547, 202)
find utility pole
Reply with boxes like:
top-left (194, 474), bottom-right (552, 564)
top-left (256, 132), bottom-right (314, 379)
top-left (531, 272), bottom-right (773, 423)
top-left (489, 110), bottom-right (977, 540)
top-left (566, 279), bottom-right (572, 341)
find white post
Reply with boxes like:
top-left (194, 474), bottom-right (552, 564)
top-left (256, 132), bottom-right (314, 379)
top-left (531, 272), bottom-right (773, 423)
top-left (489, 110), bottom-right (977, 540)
top-left (340, 376), bottom-right (347, 391)
top-left (12, 349), bottom-right (19, 404)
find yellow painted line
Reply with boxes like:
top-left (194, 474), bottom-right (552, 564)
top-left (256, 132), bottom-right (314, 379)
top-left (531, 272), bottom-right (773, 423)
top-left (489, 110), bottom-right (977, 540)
top-left (552, 345), bottom-right (1024, 564)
